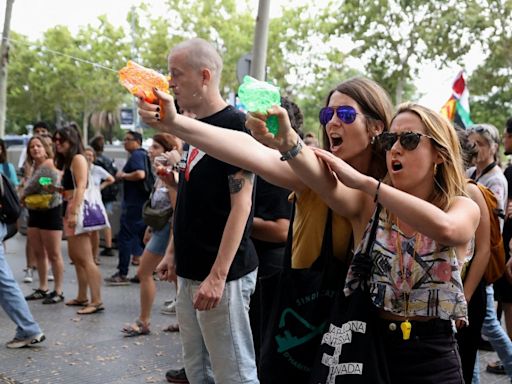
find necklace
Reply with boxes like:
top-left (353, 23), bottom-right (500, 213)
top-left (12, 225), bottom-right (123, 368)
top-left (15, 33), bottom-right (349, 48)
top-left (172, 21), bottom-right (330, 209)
top-left (395, 218), bottom-right (421, 341)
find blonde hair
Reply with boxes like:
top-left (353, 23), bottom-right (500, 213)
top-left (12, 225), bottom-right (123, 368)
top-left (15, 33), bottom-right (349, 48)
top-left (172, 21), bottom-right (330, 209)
top-left (26, 136), bottom-right (53, 164)
top-left (390, 103), bottom-right (467, 210)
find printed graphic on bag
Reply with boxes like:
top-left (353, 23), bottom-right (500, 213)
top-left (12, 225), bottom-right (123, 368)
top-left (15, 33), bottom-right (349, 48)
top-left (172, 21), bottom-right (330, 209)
top-left (273, 288), bottom-right (336, 372)
top-left (83, 200), bottom-right (107, 227)
top-left (319, 321), bottom-right (366, 383)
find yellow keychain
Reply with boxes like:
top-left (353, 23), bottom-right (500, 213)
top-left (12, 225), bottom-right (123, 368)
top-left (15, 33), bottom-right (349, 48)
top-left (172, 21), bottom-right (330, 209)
top-left (401, 320), bottom-right (412, 340)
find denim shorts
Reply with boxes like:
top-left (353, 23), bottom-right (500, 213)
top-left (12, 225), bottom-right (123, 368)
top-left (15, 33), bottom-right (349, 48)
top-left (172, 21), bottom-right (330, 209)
top-left (145, 222), bottom-right (171, 256)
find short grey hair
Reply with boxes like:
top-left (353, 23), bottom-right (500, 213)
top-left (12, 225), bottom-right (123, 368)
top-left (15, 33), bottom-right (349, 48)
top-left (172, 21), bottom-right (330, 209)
top-left (170, 38), bottom-right (223, 85)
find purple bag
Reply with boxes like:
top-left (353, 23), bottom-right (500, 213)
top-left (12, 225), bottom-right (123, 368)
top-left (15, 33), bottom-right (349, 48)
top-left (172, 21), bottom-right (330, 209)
top-left (75, 173), bottom-right (110, 234)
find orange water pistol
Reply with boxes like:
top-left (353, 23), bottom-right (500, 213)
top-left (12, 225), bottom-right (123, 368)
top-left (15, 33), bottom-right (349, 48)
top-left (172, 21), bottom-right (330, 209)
top-left (118, 60), bottom-right (170, 104)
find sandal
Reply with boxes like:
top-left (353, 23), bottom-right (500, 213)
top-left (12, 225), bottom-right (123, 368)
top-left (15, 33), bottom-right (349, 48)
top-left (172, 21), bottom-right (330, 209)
top-left (77, 303), bottom-right (105, 315)
top-left (122, 319), bottom-right (150, 337)
top-left (131, 257), bottom-right (140, 266)
top-left (65, 298), bottom-right (89, 307)
top-left (163, 323), bottom-right (179, 332)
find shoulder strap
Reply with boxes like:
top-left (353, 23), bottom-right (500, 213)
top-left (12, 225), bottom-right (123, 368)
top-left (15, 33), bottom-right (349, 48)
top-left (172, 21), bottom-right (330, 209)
top-left (472, 162), bottom-right (497, 182)
top-left (282, 195), bottom-right (297, 270)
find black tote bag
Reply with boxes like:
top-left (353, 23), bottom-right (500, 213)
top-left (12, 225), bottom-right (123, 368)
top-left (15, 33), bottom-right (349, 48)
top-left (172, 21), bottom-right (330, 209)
top-left (309, 204), bottom-right (390, 384)
top-left (259, 206), bottom-right (349, 384)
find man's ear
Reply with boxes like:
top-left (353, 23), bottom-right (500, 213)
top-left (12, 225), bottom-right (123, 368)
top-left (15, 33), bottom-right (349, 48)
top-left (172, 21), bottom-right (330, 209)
top-left (202, 68), bottom-right (212, 86)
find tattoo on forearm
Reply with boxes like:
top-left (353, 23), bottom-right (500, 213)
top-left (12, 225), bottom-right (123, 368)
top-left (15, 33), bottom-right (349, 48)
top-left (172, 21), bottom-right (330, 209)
top-left (228, 171), bottom-right (254, 194)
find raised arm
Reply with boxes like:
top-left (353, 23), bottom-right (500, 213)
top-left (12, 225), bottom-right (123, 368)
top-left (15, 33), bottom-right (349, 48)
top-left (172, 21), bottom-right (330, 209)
top-left (137, 90), bottom-right (305, 192)
top-left (315, 149), bottom-right (480, 246)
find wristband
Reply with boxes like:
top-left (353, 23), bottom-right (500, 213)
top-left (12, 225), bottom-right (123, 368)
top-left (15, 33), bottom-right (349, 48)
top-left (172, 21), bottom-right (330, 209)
top-left (280, 137), bottom-right (304, 161)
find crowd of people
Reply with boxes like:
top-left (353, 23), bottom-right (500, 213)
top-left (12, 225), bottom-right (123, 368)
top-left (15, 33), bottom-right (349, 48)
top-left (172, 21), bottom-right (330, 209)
top-left (0, 36), bottom-right (512, 384)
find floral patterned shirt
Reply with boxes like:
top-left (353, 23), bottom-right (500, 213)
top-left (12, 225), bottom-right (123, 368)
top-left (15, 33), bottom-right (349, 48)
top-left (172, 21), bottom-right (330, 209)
top-left (345, 208), bottom-right (468, 323)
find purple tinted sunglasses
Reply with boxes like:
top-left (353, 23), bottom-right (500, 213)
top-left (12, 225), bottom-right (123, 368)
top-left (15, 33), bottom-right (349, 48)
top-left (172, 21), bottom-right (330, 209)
top-left (319, 105), bottom-right (359, 125)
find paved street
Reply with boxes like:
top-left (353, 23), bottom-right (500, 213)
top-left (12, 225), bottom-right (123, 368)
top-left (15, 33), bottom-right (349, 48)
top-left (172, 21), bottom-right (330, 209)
top-left (0, 233), bottom-right (182, 384)
top-left (0, 233), bottom-right (510, 383)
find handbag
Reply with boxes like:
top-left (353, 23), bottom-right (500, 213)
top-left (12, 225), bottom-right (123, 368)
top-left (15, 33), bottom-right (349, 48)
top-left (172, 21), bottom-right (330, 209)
top-left (309, 204), bottom-right (391, 384)
top-left (24, 194), bottom-right (53, 210)
top-left (259, 203), bottom-right (349, 384)
top-left (74, 172), bottom-right (110, 235)
top-left (142, 199), bottom-right (173, 230)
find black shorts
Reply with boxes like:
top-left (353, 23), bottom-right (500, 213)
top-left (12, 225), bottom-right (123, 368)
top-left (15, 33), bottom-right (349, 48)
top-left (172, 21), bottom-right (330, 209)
top-left (28, 205), bottom-right (63, 231)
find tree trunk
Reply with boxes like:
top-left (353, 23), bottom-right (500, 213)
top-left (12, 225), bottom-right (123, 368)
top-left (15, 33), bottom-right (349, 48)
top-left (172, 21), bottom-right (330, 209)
top-left (0, 0), bottom-right (15, 137)
top-left (395, 76), bottom-right (404, 106)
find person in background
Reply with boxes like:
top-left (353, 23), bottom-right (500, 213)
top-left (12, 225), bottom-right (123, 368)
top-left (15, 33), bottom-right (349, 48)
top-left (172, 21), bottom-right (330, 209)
top-left (486, 117), bottom-right (512, 377)
top-left (89, 135), bottom-right (118, 257)
top-left (0, 139), bottom-right (19, 187)
top-left (303, 132), bottom-right (320, 148)
top-left (20, 136), bottom-right (65, 305)
top-left (249, 96), bottom-right (303, 366)
top-left (454, 127), bottom-right (491, 383)
top-left (54, 126), bottom-right (104, 315)
top-left (18, 121), bottom-right (51, 284)
top-left (465, 123), bottom-right (511, 382)
top-left (84, 147), bottom-right (115, 265)
top-left (121, 133), bottom-right (180, 337)
top-left (105, 131), bottom-right (149, 285)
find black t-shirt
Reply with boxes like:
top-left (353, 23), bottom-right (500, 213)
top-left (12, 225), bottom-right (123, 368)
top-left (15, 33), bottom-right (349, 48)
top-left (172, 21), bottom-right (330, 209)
top-left (173, 105), bottom-right (258, 281)
top-left (251, 176), bottom-right (292, 252)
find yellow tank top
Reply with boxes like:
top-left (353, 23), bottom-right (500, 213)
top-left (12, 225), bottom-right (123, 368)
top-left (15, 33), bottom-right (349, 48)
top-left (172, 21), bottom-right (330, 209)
top-left (291, 188), bottom-right (353, 268)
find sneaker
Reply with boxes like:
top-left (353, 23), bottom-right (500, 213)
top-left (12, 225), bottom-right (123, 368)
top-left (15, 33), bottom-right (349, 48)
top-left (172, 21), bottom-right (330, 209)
top-left (23, 268), bottom-right (34, 283)
top-left (165, 368), bottom-right (189, 383)
top-left (25, 288), bottom-right (48, 301)
top-left (47, 273), bottom-right (54, 282)
top-left (486, 360), bottom-right (506, 375)
top-left (42, 291), bottom-right (64, 304)
top-left (100, 247), bottom-right (114, 256)
top-left (104, 273), bottom-right (130, 286)
top-left (6, 333), bottom-right (46, 349)
top-left (161, 300), bottom-right (176, 315)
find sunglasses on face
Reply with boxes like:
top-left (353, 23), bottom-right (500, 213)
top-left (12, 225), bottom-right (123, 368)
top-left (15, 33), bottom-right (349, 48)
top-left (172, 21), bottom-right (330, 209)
top-left (52, 137), bottom-right (65, 144)
top-left (319, 105), bottom-right (359, 126)
top-left (379, 131), bottom-right (433, 151)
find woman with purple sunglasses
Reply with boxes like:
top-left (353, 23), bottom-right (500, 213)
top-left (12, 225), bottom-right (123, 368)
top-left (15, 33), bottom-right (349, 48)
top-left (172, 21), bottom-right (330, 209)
top-left (138, 77), bottom-right (393, 382)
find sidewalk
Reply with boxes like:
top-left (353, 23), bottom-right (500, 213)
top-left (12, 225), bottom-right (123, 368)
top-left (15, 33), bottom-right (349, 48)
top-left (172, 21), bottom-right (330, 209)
top-left (0, 233), bottom-right (182, 384)
top-left (0, 233), bottom-right (510, 383)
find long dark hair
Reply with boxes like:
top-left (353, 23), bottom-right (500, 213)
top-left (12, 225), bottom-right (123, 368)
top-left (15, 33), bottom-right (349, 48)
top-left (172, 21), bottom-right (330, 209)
top-left (53, 126), bottom-right (85, 170)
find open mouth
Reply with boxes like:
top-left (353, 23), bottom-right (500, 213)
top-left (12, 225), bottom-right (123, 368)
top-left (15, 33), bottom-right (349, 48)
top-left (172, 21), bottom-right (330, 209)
top-left (330, 134), bottom-right (343, 151)
top-left (391, 160), bottom-right (403, 172)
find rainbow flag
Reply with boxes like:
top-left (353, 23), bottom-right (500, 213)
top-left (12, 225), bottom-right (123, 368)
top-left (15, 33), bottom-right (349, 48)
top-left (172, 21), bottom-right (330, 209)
top-left (440, 70), bottom-right (473, 128)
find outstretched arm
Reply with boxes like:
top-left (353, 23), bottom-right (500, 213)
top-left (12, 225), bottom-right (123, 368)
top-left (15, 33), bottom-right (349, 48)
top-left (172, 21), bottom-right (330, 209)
top-left (137, 90), bottom-right (305, 192)
top-left (314, 149), bottom-right (480, 246)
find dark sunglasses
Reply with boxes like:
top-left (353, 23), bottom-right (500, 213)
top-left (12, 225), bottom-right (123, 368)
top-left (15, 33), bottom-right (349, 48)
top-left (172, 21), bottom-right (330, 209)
top-left (379, 131), bottom-right (433, 151)
top-left (52, 137), bottom-right (65, 144)
top-left (319, 105), bottom-right (359, 125)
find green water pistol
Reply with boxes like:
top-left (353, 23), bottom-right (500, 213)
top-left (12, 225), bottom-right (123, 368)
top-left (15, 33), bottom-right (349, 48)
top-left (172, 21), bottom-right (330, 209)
top-left (237, 75), bottom-right (280, 135)
top-left (38, 177), bottom-right (53, 186)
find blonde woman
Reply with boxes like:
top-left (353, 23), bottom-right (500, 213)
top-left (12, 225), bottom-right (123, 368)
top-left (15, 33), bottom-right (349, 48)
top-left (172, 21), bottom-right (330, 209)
top-left (21, 135), bottom-right (64, 304)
